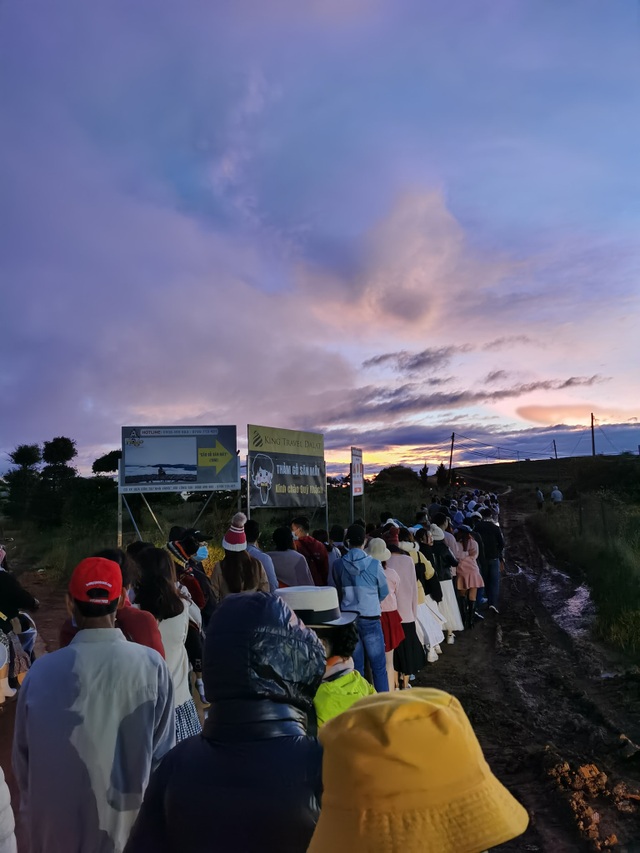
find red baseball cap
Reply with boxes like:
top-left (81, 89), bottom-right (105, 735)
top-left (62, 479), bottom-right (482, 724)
top-left (69, 557), bottom-right (122, 604)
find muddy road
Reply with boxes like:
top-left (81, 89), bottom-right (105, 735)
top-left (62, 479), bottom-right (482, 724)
top-left (2, 494), bottom-right (640, 851)
top-left (416, 495), bottom-right (640, 851)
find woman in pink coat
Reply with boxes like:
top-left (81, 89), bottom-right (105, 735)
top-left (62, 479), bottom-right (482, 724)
top-left (453, 525), bottom-right (484, 629)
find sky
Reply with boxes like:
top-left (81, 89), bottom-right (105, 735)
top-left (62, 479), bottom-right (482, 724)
top-left (1, 0), bottom-right (639, 477)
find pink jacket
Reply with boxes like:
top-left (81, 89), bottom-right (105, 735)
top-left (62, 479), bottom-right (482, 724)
top-left (380, 566), bottom-right (401, 613)
top-left (453, 537), bottom-right (480, 574)
top-left (387, 554), bottom-right (417, 623)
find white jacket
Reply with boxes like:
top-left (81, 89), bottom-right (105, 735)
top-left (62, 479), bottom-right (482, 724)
top-left (0, 767), bottom-right (18, 853)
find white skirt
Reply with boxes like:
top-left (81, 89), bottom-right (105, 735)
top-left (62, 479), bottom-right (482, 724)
top-left (415, 602), bottom-right (445, 649)
top-left (438, 579), bottom-right (464, 632)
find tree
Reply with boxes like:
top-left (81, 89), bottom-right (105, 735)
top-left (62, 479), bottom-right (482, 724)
top-left (419, 464), bottom-right (430, 489)
top-left (373, 465), bottom-right (419, 488)
top-left (436, 463), bottom-right (449, 489)
top-left (9, 444), bottom-right (41, 470)
top-left (92, 450), bottom-right (122, 475)
top-left (42, 436), bottom-right (77, 467)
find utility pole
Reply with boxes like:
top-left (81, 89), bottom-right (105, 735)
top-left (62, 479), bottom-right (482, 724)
top-left (448, 433), bottom-right (455, 484)
top-left (553, 440), bottom-right (558, 460)
top-left (591, 413), bottom-right (596, 457)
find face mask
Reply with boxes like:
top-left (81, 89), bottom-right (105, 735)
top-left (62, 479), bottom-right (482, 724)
top-left (196, 546), bottom-right (208, 561)
top-left (292, 531), bottom-right (299, 541)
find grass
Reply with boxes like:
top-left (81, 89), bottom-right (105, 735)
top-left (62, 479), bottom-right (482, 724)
top-left (529, 496), bottom-right (640, 659)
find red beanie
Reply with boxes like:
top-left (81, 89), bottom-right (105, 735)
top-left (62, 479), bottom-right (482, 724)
top-left (222, 512), bottom-right (247, 552)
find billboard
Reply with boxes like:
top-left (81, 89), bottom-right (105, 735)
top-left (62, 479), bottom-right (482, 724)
top-left (351, 447), bottom-right (364, 496)
top-left (119, 426), bottom-right (240, 494)
top-left (248, 424), bottom-right (326, 509)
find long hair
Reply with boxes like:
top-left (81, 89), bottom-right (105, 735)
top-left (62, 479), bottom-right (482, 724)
top-left (135, 547), bottom-right (185, 621)
top-left (456, 528), bottom-right (471, 550)
top-left (220, 549), bottom-right (262, 594)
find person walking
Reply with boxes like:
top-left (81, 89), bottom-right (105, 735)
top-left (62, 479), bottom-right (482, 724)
top-left (291, 517), bottom-right (329, 585)
top-left (365, 538), bottom-right (404, 691)
top-left (452, 526), bottom-right (484, 629)
top-left (276, 586), bottom-right (374, 727)
top-left (245, 519), bottom-right (278, 591)
top-left (13, 557), bottom-right (174, 853)
top-left (428, 525), bottom-right (463, 644)
top-left (135, 548), bottom-right (202, 742)
top-left (124, 592), bottom-right (325, 853)
top-left (535, 487), bottom-right (544, 510)
top-left (475, 508), bottom-right (505, 614)
top-left (59, 548), bottom-right (165, 658)
top-left (550, 485), bottom-right (563, 505)
top-left (267, 527), bottom-right (315, 587)
top-left (330, 524), bottom-right (389, 692)
top-left (210, 513), bottom-right (270, 602)
top-left (381, 526), bottom-right (425, 688)
top-left (0, 766), bottom-right (16, 853)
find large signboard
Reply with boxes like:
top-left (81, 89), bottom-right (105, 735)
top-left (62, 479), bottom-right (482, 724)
top-left (248, 424), bottom-right (326, 509)
top-left (119, 426), bottom-right (240, 494)
top-left (351, 447), bottom-right (364, 497)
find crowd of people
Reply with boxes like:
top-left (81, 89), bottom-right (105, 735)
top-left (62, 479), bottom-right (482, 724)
top-left (0, 488), bottom-right (531, 852)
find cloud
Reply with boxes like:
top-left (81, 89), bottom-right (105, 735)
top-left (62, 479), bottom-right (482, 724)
top-left (362, 345), bottom-right (472, 374)
top-left (483, 336), bottom-right (534, 351)
top-left (485, 370), bottom-right (511, 383)
top-left (316, 375), bottom-right (605, 426)
top-left (517, 404), bottom-right (639, 426)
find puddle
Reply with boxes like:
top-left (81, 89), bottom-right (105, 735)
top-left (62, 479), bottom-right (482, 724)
top-left (536, 560), bottom-right (596, 639)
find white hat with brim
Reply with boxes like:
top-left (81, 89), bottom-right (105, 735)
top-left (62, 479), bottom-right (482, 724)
top-left (275, 586), bottom-right (357, 627)
top-left (365, 538), bottom-right (392, 563)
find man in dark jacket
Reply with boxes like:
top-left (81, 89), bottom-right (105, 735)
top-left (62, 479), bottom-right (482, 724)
top-left (475, 508), bottom-right (505, 614)
top-left (124, 592), bottom-right (326, 853)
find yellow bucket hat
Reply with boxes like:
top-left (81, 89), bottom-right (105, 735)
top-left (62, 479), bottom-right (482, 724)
top-left (308, 689), bottom-right (529, 853)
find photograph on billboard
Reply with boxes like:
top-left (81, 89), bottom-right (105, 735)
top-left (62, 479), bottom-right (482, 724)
top-left (248, 424), bottom-right (325, 509)
top-left (119, 426), bottom-right (239, 494)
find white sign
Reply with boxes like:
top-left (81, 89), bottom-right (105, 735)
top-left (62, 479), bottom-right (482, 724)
top-left (351, 447), bottom-right (364, 497)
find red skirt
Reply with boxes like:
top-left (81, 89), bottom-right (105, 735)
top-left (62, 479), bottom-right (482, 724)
top-left (381, 609), bottom-right (405, 652)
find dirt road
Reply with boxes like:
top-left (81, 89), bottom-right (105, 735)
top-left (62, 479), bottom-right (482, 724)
top-left (416, 496), bottom-right (640, 851)
top-left (2, 494), bottom-right (640, 850)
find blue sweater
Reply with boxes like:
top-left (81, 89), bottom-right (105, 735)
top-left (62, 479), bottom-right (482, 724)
top-left (330, 549), bottom-right (388, 617)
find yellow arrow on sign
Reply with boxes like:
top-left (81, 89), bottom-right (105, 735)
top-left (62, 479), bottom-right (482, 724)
top-left (198, 441), bottom-right (233, 475)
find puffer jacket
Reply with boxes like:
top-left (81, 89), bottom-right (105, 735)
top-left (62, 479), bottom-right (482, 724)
top-left (124, 592), bottom-right (326, 853)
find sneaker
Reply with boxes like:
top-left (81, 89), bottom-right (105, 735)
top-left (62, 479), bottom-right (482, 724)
top-left (427, 647), bottom-right (439, 663)
top-left (489, 605), bottom-right (499, 615)
top-left (446, 633), bottom-right (455, 645)
top-left (434, 644), bottom-right (443, 655)
top-left (474, 610), bottom-right (485, 621)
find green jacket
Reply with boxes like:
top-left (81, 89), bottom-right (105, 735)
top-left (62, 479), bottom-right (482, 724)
top-left (314, 671), bottom-right (376, 726)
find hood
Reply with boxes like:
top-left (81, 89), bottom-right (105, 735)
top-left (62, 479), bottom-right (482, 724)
top-left (204, 592), bottom-right (325, 711)
top-left (341, 548), bottom-right (376, 577)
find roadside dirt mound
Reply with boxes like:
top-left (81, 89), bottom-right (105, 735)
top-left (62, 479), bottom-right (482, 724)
top-left (416, 494), bottom-right (640, 851)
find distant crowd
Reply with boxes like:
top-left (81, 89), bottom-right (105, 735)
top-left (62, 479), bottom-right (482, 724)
top-left (0, 488), bottom-right (531, 853)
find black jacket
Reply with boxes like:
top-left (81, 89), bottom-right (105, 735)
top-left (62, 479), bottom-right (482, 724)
top-left (427, 540), bottom-right (459, 582)
top-left (124, 592), bottom-right (325, 853)
top-left (0, 570), bottom-right (38, 632)
top-left (475, 520), bottom-right (505, 561)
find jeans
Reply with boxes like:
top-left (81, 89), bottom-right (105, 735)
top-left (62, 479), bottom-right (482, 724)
top-left (353, 617), bottom-right (389, 692)
top-left (485, 558), bottom-right (501, 608)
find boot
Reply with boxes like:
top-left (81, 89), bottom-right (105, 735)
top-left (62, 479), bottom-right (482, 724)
top-left (467, 600), bottom-right (477, 629)
top-left (1, 678), bottom-right (16, 700)
top-left (459, 596), bottom-right (469, 629)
